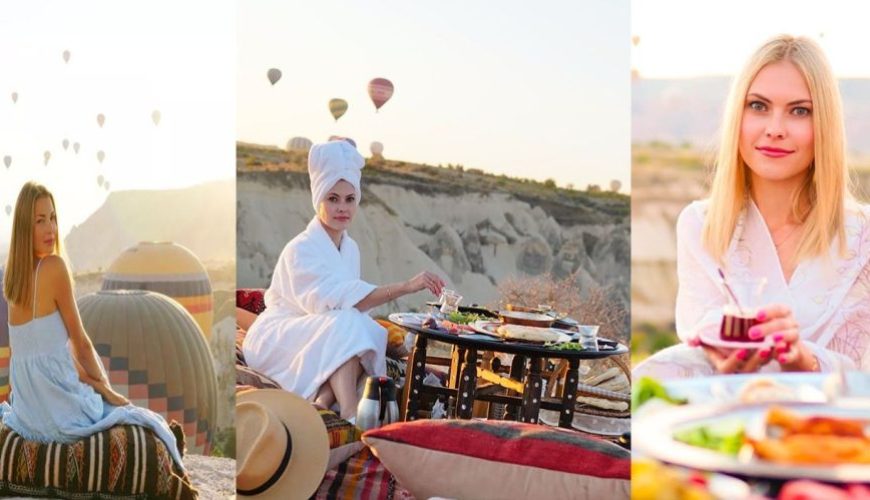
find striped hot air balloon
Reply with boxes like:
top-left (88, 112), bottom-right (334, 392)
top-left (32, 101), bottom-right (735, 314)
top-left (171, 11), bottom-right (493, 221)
top-left (367, 78), bottom-right (394, 111)
top-left (0, 268), bottom-right (9, 403)
top-left (286, 136), bottom-right (313, 152)
top-left (78, 290), bottom-right (218, 455)
top-left (101, 242), bottom-right (214, 340)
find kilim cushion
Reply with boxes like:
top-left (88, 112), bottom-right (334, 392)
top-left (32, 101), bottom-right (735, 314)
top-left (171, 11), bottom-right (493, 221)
top-left (362, 419), bottom-right (630, 500)
top-left (235, 364), bottom-right (281, 390)
top-left (319, 409), bottom-right (364, 470)
top-left (0, 423), bottom-right (196, 499)
top-left (375, 319), bottom-right (410, 359)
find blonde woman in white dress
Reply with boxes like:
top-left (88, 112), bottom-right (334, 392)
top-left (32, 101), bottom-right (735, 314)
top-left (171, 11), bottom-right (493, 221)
top-left (635, 35), bottom-right (870, 379)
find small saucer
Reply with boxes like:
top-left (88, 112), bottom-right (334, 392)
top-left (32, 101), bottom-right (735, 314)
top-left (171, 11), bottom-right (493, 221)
top-left (697, 327), bottom-right (773, 350)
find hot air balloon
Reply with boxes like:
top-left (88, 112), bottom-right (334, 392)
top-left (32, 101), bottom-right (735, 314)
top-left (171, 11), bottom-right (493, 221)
top-left (78, 290), bottom-right (218, 455)
top-left (267, 68), bottom-right (282, 86)
top-left (370, 141), bottom-right (384, 156)
top-left (367, 78), bottom-right (394, 111)
top-left (97, 113), bottom-right (105, 128)
top-left (3, 156), bottom-right (10, 169)
top-left (101, 242), bottom-right (214, 341)
top-left (97, 175), bottom-right (104, 187)
top-left (610, 179), bottom-right (622, 193)
top-left (10, 92), bottom-right (17, 104)
top-left (3, 206), bottom-right (9, 216)
top-left (62, 50), bottom-right (70, 63)
top-left (0, 268), bottom-right (8, 402)
top-left (73, 142), bottom-right (80, 154)
top-left (97, 150), bottom-right (105, 163)
top-left (104, 181), bottom-right (110, 191)
top-left (62, 139), bottom-right (69, 151)
top-left (43, 150), bottom-right (51, 166)
top-left (286, 137), bottom-right (313, 152)
top-left (632, 35), bottom-right (640, 47)
top-left (152, 110), bottom-right (161, 126)
top-left (329, 98), bottom-right (348, 121)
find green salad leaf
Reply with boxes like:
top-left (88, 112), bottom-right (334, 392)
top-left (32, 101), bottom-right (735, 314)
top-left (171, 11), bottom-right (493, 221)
top-left (631, 376), bottom-right (687, 412)
top-left (446, 311), bottom-right (486, 324)
top-left (673, 420), bottom-right (745, 456)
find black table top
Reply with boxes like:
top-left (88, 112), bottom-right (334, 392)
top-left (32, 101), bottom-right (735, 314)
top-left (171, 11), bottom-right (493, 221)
top-left (389, 313), bottom-right (628, 359)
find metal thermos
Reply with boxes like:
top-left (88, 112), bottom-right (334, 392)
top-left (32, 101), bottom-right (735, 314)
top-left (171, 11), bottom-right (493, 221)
top-left (356, 376), bottom-right (400, 431)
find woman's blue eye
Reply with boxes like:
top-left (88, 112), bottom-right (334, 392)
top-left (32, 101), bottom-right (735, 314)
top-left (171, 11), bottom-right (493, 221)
top-left (792, 106), bottom-right (811, 117)
top-left (748, 101), bottom-right (766, 112)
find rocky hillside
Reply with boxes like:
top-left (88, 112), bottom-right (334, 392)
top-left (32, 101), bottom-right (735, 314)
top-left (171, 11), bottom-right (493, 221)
top-left (237, 143), bottom-right (630, 318)
top-left (64, 180), bottom-right (235, 273)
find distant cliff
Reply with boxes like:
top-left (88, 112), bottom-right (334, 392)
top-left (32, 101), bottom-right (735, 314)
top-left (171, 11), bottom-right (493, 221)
top-left (64, 180), bottom-right (235, 273)
top-left (237, 143), bottom-right (630, 316)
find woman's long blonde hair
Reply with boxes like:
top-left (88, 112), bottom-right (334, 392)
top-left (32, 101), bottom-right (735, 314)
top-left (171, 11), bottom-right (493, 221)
top-left (702, 34), bottom-right (849, 263)
top-left (3, 182), bottom-right (63, 306)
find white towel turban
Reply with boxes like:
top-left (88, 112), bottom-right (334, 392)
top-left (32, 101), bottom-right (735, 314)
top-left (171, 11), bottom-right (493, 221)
top-left (308, 139), bottom-right (365, 212)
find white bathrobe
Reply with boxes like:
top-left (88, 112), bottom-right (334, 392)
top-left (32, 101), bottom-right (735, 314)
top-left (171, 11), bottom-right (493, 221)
top-left (242, 217), bottom-right (387, 399)
top-left (634, 198), bottom-right (870, 379)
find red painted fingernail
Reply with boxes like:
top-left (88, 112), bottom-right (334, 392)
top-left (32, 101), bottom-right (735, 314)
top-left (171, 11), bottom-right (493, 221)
top-left (773, 333), bottom-right (784, 342)
top-left (688, 337), bottom-right (701, 347)
top-left (759, 348), bottom-right (771, 359)
top-left (778, 354), bottom-right (788, 364)
top-left (756, 310), bottom-right (766, 321)
top-left (748, 328), bottom-right (763, 340)
top-left (776, 343), bottom-right (788, 353)
top-left (736, 349), bottom-right (748, 360)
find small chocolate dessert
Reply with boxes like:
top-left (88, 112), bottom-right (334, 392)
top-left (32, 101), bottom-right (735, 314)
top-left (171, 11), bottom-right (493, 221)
top-left (720, 314), bottom-right (761, 342)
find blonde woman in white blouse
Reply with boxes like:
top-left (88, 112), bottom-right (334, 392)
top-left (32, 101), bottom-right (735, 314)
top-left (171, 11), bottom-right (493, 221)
top-left (635, 35), bottom-right (870, 379)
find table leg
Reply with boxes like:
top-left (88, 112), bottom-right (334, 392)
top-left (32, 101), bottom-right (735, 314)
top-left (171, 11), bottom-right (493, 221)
top-left (503, 355), bottom-right (526, 420)
top-left (520, 358), bottom-right (543, 424)
top-left (456, 348), bottom-right (478, 419)
top-left (448, 346), bottom-right (465, 389)
top-left (559, 358), bottom-right (580, 428)
top-left (404, 333), bottom-right (429, 421)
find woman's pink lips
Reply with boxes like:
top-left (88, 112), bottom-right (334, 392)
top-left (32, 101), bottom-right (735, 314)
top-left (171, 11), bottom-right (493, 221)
top-left (756, 146), bottom-right (794, 158)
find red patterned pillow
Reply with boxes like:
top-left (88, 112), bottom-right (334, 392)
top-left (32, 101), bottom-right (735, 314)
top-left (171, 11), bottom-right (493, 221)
top-left (363, 419), bottom-right (630, 499)
top-left (236, 288), bottom-right (266, 315)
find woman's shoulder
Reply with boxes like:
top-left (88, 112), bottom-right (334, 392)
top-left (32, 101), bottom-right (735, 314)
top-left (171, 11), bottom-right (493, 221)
top-left (38, 255), bottom-right (70, 284)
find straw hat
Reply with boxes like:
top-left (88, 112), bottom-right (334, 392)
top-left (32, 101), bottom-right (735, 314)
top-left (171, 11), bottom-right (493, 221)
top-left (236, 389), bottom-right (329, 499)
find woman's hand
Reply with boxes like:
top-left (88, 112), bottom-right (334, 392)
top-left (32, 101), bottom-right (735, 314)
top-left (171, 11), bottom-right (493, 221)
top-left (95, 380), bottom-right (131, 406)
top-left (404, 271), bottom-right (446, 296)
top-left (751, 304), bottom-right (819, 372)
top-left (692, 337), bottom-right (773, 374)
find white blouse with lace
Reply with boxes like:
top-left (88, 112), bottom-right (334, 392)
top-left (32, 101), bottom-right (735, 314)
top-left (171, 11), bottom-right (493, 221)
top-left (634, 198), bottom-right (870, 379)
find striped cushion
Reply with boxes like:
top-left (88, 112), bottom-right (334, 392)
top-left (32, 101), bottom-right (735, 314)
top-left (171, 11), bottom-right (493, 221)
top-left (235, 364), bottom-right (281, 390)
top-left (0, 424), bottom-right (196, 499)
top-left (363, 419), bottom-right (630, 500)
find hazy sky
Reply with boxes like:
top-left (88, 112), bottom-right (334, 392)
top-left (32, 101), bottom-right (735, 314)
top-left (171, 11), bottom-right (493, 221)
top-left (237, 0), bottom-right (631, 193)
top-left (0, 0), bottom-right (234, 245)
top-left (633, 0), bottom-right (870, 78)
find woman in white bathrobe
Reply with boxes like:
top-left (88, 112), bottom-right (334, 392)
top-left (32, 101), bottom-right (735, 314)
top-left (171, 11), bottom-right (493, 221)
top-left (243, 139), bottom-right (446, 419)
top-left (634, 35), bottom-right (870, 379)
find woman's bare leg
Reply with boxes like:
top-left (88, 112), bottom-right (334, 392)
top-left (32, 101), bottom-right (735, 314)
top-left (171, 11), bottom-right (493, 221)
top-left (313, 383), bottom-right (336, 411)
top-left (329, 358), bottom-right (363, 420)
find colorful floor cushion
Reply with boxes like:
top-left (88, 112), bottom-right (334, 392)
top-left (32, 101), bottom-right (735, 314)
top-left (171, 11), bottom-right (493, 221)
top-left (319, 409), bottom-right (365, 471)
top-left (235, 288), bottom-right (266, 315)
top-left (376, 319), bottom-right (410, 358)
top-left (313, 446), bottom-right (413, 500)
top-left (362, 419), bottom-right (630, 500)
top-left (0, 423), bottom-right (196, 499)
top-left (235, 363), bottom-right (281, 389)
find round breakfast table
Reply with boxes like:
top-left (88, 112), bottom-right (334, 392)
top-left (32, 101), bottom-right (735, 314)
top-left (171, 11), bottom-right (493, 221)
top-left (388, 313), bottom-right (628, 428)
